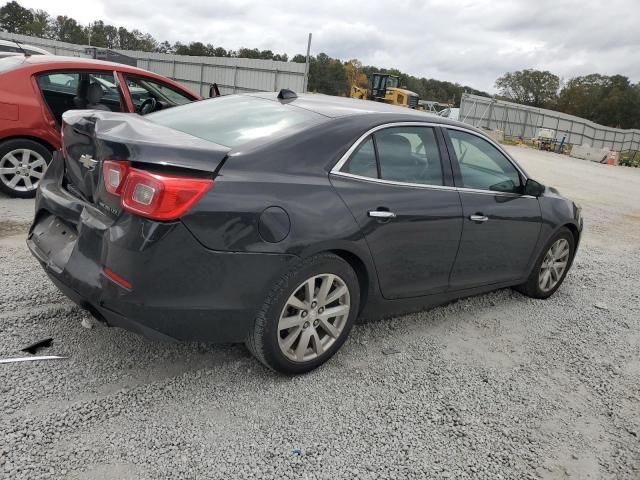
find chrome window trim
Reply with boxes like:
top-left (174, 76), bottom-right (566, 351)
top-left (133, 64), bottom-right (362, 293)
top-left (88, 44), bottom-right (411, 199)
top-left (330, 121), bottom-right (534, 199)
top-left (331, 171), bottom-right (534, 198)
top-left (331, 171), bottom-right (459, 192)
top-left (331, 122), bottom-right (443, 173)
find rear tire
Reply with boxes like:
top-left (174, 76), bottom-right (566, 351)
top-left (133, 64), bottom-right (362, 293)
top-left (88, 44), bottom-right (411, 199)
top-left (246, 253), bottom-right (360, 374)
top-left (515, 227), bottom-right (575, 299)
top-left (0, 139), bottom-right (52, 198)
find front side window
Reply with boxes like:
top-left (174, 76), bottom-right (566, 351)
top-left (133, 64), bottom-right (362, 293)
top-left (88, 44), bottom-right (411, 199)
top-left (125, 75), bottom-right (193, 114)
top-left (448, 129), bottom-right (522, 193)
top-left (341, 126), bottom-right (443, 186)
top-left (37, 71), bottom-right (124, 124)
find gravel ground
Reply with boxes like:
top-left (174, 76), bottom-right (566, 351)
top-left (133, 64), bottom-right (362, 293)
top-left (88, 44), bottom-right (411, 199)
top-left (1, 146), bottom-right (639, 479)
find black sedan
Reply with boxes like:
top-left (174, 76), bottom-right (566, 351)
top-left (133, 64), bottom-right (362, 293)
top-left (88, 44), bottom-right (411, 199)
top-left (28, 91), bottom-right (583, 374)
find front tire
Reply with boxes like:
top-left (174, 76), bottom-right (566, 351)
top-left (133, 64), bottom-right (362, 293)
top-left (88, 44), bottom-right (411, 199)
top-left (246, 253), bottom-right (360, 374)
top-left (515, 227), bottom-right (575, 299)
top-left (0, 139), bottom-right (52, 198)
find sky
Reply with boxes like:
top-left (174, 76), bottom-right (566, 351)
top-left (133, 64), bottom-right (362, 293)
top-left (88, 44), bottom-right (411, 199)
top-left (15, 0), bottom-right (640, 92)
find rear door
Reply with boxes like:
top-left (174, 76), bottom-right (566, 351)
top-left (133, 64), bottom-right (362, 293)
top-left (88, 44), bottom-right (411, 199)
top-left (443, 127), bottom-right (542, 288)
top-left (330, 124), bottom-right (463, 299)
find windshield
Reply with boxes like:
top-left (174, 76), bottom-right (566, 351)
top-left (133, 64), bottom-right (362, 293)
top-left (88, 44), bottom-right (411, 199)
top-left (148, 95), bottom-right (327, 147)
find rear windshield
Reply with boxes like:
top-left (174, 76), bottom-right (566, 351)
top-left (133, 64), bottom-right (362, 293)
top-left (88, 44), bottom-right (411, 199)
top-left (147, 95), bottom-right (326, 147)
top-left (0, 56), bottom-right (26, 74)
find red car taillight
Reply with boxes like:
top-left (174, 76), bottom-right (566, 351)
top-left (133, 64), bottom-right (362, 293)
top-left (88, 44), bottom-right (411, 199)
top-left (102, 161), bottom-right (213, 221)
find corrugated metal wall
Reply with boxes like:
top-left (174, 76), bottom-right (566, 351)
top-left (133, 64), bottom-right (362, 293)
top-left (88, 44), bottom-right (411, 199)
top-left (0, 32), bottom-right (306, 97)
top-left (460, 93), bottom-right (640, 151)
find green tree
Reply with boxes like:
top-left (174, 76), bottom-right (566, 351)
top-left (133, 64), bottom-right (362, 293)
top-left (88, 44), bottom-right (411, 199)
top-left (557, 74), bottom-right (640, 129)
top-left (27, 9), bottom-right (50, 37)
top-left (212, 46), bottom-right (229, 57)
top-left (237, 47), bottom-right (260, 59)
top-left (0, 1), bottom-right (33, 34)
top-left (308, 53), bottom-right (350, 96)
top-left (51, 15), bottom-right (87, 43)
top-left (495, 69), bottom-right (560, 108)
top-left (156, 40), bottom-right (173, 54)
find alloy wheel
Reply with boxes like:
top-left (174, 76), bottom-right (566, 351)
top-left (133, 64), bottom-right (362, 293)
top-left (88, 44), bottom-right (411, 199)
top-left (277, 273), bottom-right (351, 363)
top-left (538, 238), bottom-right (570, 292)
top-left (0, 149), bottom-right (47, 194)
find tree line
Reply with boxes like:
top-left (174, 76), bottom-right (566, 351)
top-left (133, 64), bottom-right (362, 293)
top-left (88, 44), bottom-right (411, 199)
top-left (0, 1), bottom-right (487, 104)
top-left (2, 1), bottom-right (638, 128)
top-left (496, 70), bottom-right (640, 129)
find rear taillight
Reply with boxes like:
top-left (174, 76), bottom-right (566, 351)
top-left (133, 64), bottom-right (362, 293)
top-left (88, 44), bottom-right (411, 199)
top-left (103, 160), bottom-right (130, 195)
top-left (102, 161), bottom-right (213, 221)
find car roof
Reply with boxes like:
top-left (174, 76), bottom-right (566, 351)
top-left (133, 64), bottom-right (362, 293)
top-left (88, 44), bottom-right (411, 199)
top-left (1, 55), bottom-right (201, 99)
top-left (246, 91), bottom-right (470, 128)
top-left (16, 54), bottom-right (148, 71)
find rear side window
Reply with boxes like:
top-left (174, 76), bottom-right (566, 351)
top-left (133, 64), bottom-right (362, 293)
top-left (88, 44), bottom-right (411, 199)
top-left (341, 126), bottom-right (444, 186)
top-left (343, 137), bottom-right (377, 177)
top-left (37, 71), bottom-right (124, 124)
top-left (148, 95), bottom-right (326, 147)
top-left (376, 127), bottom-right (443, 185)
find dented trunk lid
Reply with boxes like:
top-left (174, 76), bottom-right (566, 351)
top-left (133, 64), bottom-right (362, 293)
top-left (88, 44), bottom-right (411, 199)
top-left (60, 110), bottom-right (230, 207)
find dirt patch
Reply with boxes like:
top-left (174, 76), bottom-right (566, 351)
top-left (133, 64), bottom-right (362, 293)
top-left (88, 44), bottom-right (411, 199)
top-left (0, 219), bottom-right (30, 238)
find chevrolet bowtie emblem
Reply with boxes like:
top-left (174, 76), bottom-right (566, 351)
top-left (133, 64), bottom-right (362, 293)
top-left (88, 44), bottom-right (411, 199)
top-left (79, 154), bottom-right (98, 170)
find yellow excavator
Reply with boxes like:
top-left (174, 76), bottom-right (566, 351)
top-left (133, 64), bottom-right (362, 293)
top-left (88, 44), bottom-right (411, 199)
top-left (351, 73), bottom-right (419, 109)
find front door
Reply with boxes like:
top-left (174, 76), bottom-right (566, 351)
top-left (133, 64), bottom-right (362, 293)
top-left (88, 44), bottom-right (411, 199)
top-left (331, 125), bottom-right (463, 299)
top-left (444, 128), bottom-right (542, 289)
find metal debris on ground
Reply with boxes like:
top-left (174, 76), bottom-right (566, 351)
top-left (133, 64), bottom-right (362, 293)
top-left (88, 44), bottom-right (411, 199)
top-left (0, 355), bottom-right (67, 364)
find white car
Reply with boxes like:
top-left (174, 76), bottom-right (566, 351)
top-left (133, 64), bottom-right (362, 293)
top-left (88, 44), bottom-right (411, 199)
top-left (0, 40), bottom-right (50, 58)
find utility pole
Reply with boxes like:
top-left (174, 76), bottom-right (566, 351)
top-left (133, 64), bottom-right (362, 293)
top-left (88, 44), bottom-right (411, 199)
top-left (303, 33), bottom-right (312, 93)
top-left (87, 21), bottom-right (93, 46)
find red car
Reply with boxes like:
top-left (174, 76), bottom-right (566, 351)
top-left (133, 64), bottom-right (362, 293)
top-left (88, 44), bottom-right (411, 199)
top-left (0, 55), bottom-right (201, 197)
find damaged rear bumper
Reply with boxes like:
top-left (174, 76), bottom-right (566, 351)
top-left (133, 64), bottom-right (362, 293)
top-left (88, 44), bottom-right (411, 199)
top-left (27, 154), bottom-right (295, 343)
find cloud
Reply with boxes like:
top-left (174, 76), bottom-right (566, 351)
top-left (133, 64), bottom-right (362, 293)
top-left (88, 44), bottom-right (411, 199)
top-left (18, 0), bottom-right (640, 92)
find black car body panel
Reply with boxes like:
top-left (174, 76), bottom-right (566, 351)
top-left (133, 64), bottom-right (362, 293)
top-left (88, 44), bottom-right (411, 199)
top-left (28, 93), bottom-right (583, 343)
top-left (29, 152), bottom-right (295, 342)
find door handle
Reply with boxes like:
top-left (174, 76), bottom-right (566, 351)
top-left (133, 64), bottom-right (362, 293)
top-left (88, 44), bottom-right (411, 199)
top-left (368, 210), bottom-right (396, 219)
top-left (469, 214), bottom-right (489, 223)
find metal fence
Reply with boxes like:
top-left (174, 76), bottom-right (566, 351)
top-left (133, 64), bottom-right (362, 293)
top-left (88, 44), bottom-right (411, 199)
top-left (460, 93), bottom-right (640, 152)
top-left (0, 32), bottom-right (307, 97)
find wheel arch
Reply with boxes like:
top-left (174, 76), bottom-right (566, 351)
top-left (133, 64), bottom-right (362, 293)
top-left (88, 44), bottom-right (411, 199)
top-left (563, 222), bottom-right (580, 248)
top-left (0, 135), bottom-right (56, 153)
top-left (328, 248), bottom-right (371, 316)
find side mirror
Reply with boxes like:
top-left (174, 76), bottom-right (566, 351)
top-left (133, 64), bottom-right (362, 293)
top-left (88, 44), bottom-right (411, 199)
top-left (524, 178), bottom-right (545, 197)
top-left (208, 83), bottom-right (220, 98)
